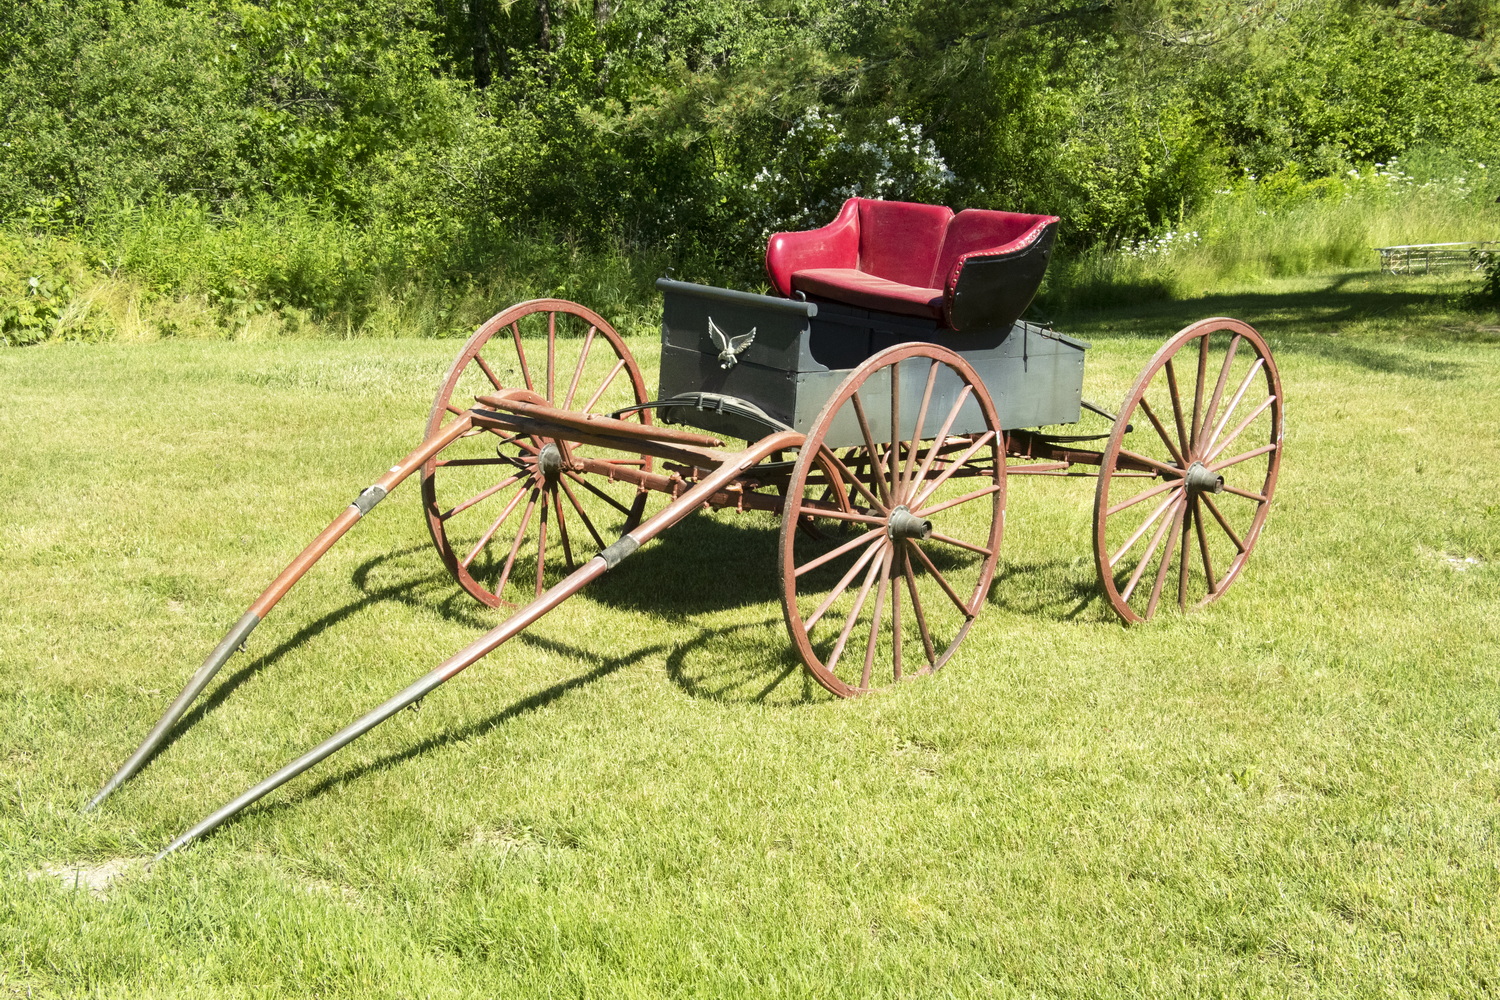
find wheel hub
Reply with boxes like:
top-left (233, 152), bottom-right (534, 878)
top-left (536, 442), bottom-right (564, 486)
top-left (886, 504), bottom-right (932, 541)
top-left (1183, 461), bottom-right (1224, 494)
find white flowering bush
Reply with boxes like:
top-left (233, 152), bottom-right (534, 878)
top-left (1118, 229), bottom-right (1203, 259)
top-left (744, 109), bottom-right (956, 235)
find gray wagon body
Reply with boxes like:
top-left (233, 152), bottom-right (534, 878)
top-left (655, 278), bottom-right (1087, 446)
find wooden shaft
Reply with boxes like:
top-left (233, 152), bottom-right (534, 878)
top-left (154, 430), bottom-right (803, 858)
top-left (86, 414), bottom-right (475, 811)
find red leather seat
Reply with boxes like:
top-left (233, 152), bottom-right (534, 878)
top-left (764, 198), bottom-right (1059, 331)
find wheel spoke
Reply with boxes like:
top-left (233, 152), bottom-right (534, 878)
top-left (1191, 330), bottom-right (1209, 450)
top-left (1177, 498), bottom-right (1192, 611)
top-left (901, 545), bottom-right (937, 667)
top-left (888, 364), bottom-right (902, 506)
top-left (915, 482), bottom-right (1001, 518)
top-left (493, 490), bottom-right (539, 599)
top-left (1120, 495), bottom-right (1181, 603)
top-left (1200, 493), bottom-right (1246, 552)
top-left (559, 476), bottom-right (606, 549)
top-left (911, 385), bottom-right (974, 489)
top-left (927, 532), bottom-right (993, 556)
top-left (1108, 488), bottom-right (1181, 569)
top-left (798, 506), bottom-right (889, 527)
top-left (462, 484), bottom-right (530, 569)
top-left (546, 311), bottom-right (557, 404)
top-left (805, 537), bottom-right (885, 630)
top-left (1208, 442), bottom-right (1277, 473)
top-left (851, 392), bottom-right (892, 506)
top-left (1116, 448), bottom-right (1181, 477)
top-left (1137, 395), bottom-right (1186, 468)
top-left (441, 473), bottom-right (525, 521)
top-left (910, 430), bottom-right (996, 510)
top-left (534, 494), bottom-right (549, 597)
top-left (551, 487), bottom-right (575, 571)
top-left (1204, 358), bottom-right (1265, 453)
top-left (818, 446), bottom-right (886, 512)
top-left (1199, 333), bottom-right (1242, 450)
top-left (509, 322), bottom-right (534, 394)
top-left (1161, 359), bottom-right (1191, 460)
top-left (1192, 495), bottom-right (1218, 596)
top-left (861, 550), bottom-right (892, 690)
top-left (1221, 484), bottom-right (1268, 503)
top-left (908, 541), bottom-right (972, 617)
top-left (795, 524), bottom-right (885, 578)
top-left (1204, 395), bottom-right (1275, 464)
top-left (582, 359), bottom-right (627, 415)
top-left (1145, 500), bottom-right (1186, 618)
top-left (562, 325), bottom-right (597, 410)
top-left (901, 362), bottom-right (939, 501)
top-left (824, 547), bottom-right (886, 676)
top-left (473, 354), bottom-right (505, 390)
top-left (565, 470), bottom-right (635, 516)
top-left (890, 553), bottom-right (903, 682)
top-left (1105, 477), bottom-right (1178, 518)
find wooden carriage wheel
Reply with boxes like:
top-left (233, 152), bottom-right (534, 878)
top-left (1093, 318), bottom-right (1283, 623)
top-left (422, 300), bottom-right (652, 608)
top-left (779, 345), bottom-right (1005, 697)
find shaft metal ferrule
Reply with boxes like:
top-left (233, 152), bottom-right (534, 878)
top-left (350, 485), bottom-right (388, 516)
top-left (85, 611), bottom-right (261, 811)
top-left (887, 505), bottom-right (932, 541)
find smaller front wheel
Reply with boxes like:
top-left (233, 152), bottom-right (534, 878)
top-left (422, 299), bottom-right (652, 608)
top-left (1093, 318), bottom-right (1283, 623)
top-left (779, 345), bottom-right (1005, 697)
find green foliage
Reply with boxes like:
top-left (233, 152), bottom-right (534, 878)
top-left (0, 275), bottom-right (68, 346)
top-left (1, 0), bottom-right (1498, 334)
top-left (1477, 250), bottom-right (1500, 301)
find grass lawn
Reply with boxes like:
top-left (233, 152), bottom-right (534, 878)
top-left (2, 270), bottom-right (1498, 997)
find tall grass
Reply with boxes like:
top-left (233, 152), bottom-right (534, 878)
top-left (0, 198), bottom-right (674, 344)
top-left (7, 150), bottom-right (1500, 345)
top-left (1044, 149), bottom-right (1500, 311)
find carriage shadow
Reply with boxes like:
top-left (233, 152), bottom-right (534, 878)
top-left (146, 513), bottom-right (1028, 818)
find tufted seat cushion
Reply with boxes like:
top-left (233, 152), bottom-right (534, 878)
top-left (790, 269), bottom-right (945, 320)
top-left (765, 197), bottom-right (1059, 331)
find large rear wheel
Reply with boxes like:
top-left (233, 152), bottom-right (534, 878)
top-left (1092, 318), bottom-right (1283, 623)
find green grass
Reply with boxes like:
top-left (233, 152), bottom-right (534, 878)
top-left (2, 270), bottom-right (1499, 997)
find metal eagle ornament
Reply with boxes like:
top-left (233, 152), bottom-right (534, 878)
top-left (708, 317), bottom-right (756, 369)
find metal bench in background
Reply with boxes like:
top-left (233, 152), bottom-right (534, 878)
top-left (1375, 241), bottom-right (1499, 274)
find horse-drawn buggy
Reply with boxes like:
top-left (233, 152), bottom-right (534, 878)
top-left (88, 197), bottom-right (1284, 855)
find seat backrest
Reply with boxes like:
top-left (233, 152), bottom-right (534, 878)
top-left (855, 199), bottom-right (953, 288)
top-left (932, 209), bottom-right (1053, 286)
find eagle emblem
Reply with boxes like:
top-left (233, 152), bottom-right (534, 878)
top-left (708, 317), bottom-right (756, 369)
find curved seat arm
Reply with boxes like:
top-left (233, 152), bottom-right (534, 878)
top-left (943, 218), bottom-right (1058, 331)
top-left (764, 198), bottom-right (860, 297)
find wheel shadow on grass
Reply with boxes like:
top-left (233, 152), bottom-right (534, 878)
top-left (987, 556), bottom-right (1112, 623)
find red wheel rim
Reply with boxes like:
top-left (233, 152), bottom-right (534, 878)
top-left (779, 345), bottom-right (1005, 697)
top-left (1093, 318), bottom-right (1284, 623)
top-left (422, 300), bottom-right (652, 607)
